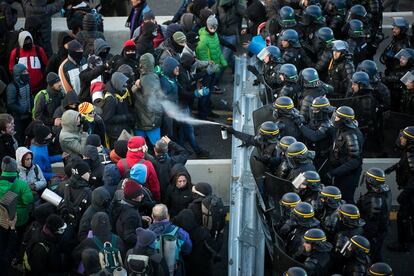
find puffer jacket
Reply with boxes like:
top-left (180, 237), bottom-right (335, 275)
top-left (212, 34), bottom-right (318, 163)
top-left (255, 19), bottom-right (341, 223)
top-left (59, 109), bottom-right (87, 155)
top-left (16, 147), bottom-right (47, 191)
top-left (196, 27), bottom-right (228, 70)
top-left (6, 64), bottom-right (32, 120)
top-left (213, 0), bottom-right (246, 36)
top-left (133, 53), bottom-right (163, 131)
top-left (165, 165), bottom-right (193, 217)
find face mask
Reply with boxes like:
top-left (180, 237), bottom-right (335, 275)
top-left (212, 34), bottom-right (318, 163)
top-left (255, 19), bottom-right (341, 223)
top-left (23, 42), bottom-right (33, 51)
top-left (99, 51), bottom-right (109, 59)
top-left (69, 51), bottom-right (83, 64)
top-left (125, 52), bottom-right (137, 59)
top-left (20, 74), bottom-right (30, 84)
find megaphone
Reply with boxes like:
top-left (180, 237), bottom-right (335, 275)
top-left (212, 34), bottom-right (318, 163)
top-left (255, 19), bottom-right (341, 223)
top-left (41, 188), bottom-right (63, 207)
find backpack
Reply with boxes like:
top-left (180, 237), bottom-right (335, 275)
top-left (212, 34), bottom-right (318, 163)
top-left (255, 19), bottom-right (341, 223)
top-left (0, 190), bottom-right (17, 229)
top-left (120, 158), bottom-right (145, 178)
top-left (127, 253), bottom-right (164, 276)
top-left (201, 194), bottom-right (226, 240)
top-left (32, 89), bottom-right (50, 119)
top-left (154, 226), bottom-right (184, 272)
top-left (58, 184), bottom-right (90, 226)
top-left (91, 234), bottom-right (123, 272)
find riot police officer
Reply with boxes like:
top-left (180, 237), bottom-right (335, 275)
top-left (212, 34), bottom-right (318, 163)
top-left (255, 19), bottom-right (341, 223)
top-left (273, 96), bottom-right (303, 140)
top-left (380, 17), bottom-right (411, 72)
top-left (334, 204), bottom-right (365, 253)
top-left (286, 142), bottom-right (316, 181)
top-left (269, 6), bottom-right (303, 45)
top-left (275, 136), bottom-right (298, 178)
top-left (280, 29), bottom-right (313, 71)
top-left (339, 235), bottom-right (371, 275)
top-left (276, 63), bottom-right (301, 105)
top-left (276, 192), bottom-right (302, 231)
top-left (315, 185), bottom-right (344, 237)
top-left (328, 106), bottom-right (364, 203)
top-left (297, 96), bottom-right (335, 171)
top-left (400, 70), bottom-right (414, 115)
top-left (298, 68), bottom-right (331, 122)
top-left (300, 5), bottom-right (327, 58)
top-left (368, 262), bottom-right (393, 276)
top-left (347, 19), bottom-right (370, 65)
top-left (297, 171), bottom-right (323, 204)
top-left (284, 267), bottom-right (308, 276)
top-left (386, 126), bottom-right (414, 252)
top-left (280, 202), bottom-right (321, 256)
top-left (327, 40), bottom-right (355, 98)
top-left (294, 228), bottom-right (333, 276)
top-left (314, 27), bottom-right (335, 79)
top-left (357, 167), bottom-right (391, 262)
top-left (324, 0), bottom-right (347, 39)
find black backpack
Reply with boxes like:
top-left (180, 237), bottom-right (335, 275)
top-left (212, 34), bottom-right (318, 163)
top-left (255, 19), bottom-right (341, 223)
top-left (201, 194), bottom-right (226, 239)
top-left (58, 184), bottom-right (90, 226)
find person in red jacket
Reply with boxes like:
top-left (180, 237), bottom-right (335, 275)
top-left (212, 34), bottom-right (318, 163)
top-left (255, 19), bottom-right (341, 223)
top-left (117, 136), bottom-right (160, 201)
top-left (9, 31), bottom-right (48, 94)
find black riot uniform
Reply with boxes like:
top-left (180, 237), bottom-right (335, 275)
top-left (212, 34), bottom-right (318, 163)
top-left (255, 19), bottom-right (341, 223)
top-left (315, 185), bottom-right (344, 238)
top-left (275, 136), bottom-right (297, 179)
top-left (275, 192), bottom-right (302, 231)
top-left (333, 204), bottom-right (365, 253)
top-left (314, 27), bottom-right (335, 79)
top-left (280, 29), bottom-right (313, 71)
top-left (400, 70), bottom-right (414, 115)
top-left (386, 127), bottom-right (414, 252)
top-left (268, 6), bottom-right (303, 45)
top-left (273, 96), bottom-right (303, 140)
top-left (339, 235), bottom-right (371, 276)
top-left (324, 0), bottom-right (347, 39)
top-left (286, 142), bottom-right (316, 181)
top-left (298, 68), bottom-right (331, 122)
top-left (368, 262), bottom-right (393, 276)
top-left (297, 171), bottom-right (323, 204)
top-left (357, 167), bottom-right (391, 262)
top-left (294, 228), bottom-right (333, 276)
top-left (328, 106), bottom-right (364, 203)
top-left (280, 202), bottom-right (320, 256)
top-left (297, 96), bottom-right (335, 171)
top-left (327, 40), bottom-right (355, 98)
top-left (347, 19), bottom-right (370, 65)
top-left (299, 5), bottom-right (327, 60)
top-left (276, 63), bottom-right (301, 105)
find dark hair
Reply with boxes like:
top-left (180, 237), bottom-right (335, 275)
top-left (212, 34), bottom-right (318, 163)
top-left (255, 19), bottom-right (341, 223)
top-left (0, 114), bottom-right (13, 132)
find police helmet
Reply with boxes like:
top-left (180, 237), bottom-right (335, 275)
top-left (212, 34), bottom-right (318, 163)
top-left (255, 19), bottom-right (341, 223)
top-left (280, 64), bottom-right (299, 82)
top-left (357, 60), bottom-right (379, 81)
top-left (348, 19), bottom-right (364, 38)
top-left (284, 267), bottom-right (308, 276)
top-left (402, 126), bottom-right (414, 141)
top-left (342, 235), bottom-right (370, 257)
top-left (280, 6), bottom-right (297, 28)
top-left (320, 185), bottom-right (342, 208)
top-left (303, 228), bottom-right (327, 244)
top-left (326, 0), bottom-right (346, 14)
top-left (368, 263), bottom-right (393, 276)
top-left (303, 5), bottom-right (325, 25)
top-left (316, 27), bottom-right (335, 45)
top-left (281, 29), bottom-right (300, 46)
top-left (301, 171), bottom-right (322, 192)
top-left (280, 192), bottom-right (302, 208)
top-left (365, 167), bottom-right (389, 192)
top-left (278, 136), bottom-right (297, 153)
top-left (331, 106), bottom-right (356, 129)
top-left (299, 0), bottom-right (320, 8)
top-left (273, 96), bottom-right (295, 117)
top-left (311, 96), bottom-right (334, 114)
top-left (301, 68), bottom-right (320, 88)
top-left (293, 202), bottom-right (315, 220)
top-left (258, 45), bottom-right (282, 63)
top-left (352, 71), bottom-right (371, 89)
top-left (392, 17), bottom-right (409, 33)
top-left (338, 204), bottom-right (365, 227)
top-left (394, 48), bottom-right (414, 65)
top-left (332, 40), bottom-right (349, 54)
top-left (287, 142), bottom-right (311, 165)
top-left (347, 5), bottom-right (367, 20)
top-left (258, 121), bottom-right (280, 143)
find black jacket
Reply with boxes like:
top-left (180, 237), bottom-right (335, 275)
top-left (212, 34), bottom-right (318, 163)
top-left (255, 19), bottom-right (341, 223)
top-left (165, 165), bottom-right (193, 217)
top-left (112, 200), bottom-right (143, 249)
top-left (0, 133), bottom-right (17, 162)
top-left (328, 55), bottom-right (355, 98)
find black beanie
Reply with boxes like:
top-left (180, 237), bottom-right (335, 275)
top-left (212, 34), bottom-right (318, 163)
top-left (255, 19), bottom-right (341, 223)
top-left (45, 214), bottom-right (65, 233)
top-left (46, 72), bottom-right (61, 86)
top-left (67, 40), bottom-right (82, 52)
top-left (72, 159), bottom-right (91, 176)
top-left (192, 182), bottom-right (212, 197)
top-left (86, 134), bottom-right (101, 147)
top-left (34, 125), bottom-right (51, 144)
top-left (114, 140), bottom-right (128, 158)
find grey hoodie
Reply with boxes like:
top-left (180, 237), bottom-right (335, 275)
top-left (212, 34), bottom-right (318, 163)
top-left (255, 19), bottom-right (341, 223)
top-left (59, 109), bottom-right (87, 155)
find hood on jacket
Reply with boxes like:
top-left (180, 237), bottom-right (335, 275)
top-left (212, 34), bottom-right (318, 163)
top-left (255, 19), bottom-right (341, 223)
top-left (61, 109), bottom-right (81, 133)
top-left (91, 211), bottom-right (111, 239)
top-left (161, 57), bottom-right (180, 78)
top-left (18, 31), bottom-right (33, 49)
top-left (111, 72), bottom-right (129, 92)
top-left (130, 163), bottom-right (148, 185)
top-left (126, 136), bottom-right (146, 161)
top-left (103, 164), bottom-right (121, 187)
top-left (34, 202), bottom-right (56, 224)
top-left (172, 208), bottom-right (198, 232)
top-left (94, 38), bottom-right (110, 56)
top-left (16, 147), bottom-right (33, 168)
top-left (91, 186), bottom-right (111, 209)
top-left (170, 163), bottom-right (192, 187)
top-left (62, 90), bottom-right (80, 110)
top-left (139, 53), bottom-right (155, 75)
top-left (82, 145), bottom-right (100, 164)
top-left (141, 21), bottom-right (157, 38)
top-left (12, 63), bottom-right (27, 83)
top-left (180, 13), bottom-right (195, 33)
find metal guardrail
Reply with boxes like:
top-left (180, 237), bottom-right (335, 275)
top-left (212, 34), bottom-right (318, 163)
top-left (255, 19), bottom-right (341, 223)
top-left (228, 55), bottom-right (265, 276)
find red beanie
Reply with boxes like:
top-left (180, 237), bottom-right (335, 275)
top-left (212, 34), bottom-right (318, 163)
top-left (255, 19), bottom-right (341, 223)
top-left (123, 178), bottom-right (143, 199)
top-left (128, 136), bottom-right (146, 152)
top-left (124, 39), bottom-right (136, 51)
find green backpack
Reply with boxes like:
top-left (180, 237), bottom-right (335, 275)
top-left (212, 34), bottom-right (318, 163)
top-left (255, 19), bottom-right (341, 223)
top-left (92, 234), bottom-right (123, 272)
top-left (32, 89), bottom-right (50, 119)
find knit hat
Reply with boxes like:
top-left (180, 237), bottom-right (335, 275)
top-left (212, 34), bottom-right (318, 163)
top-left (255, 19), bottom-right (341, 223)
top-left (82, 13), bottom-right (97, 31)
top-left (123, 39), bottom-right (136, 52)
top-left (180, 52), bottom-right (195, 69)
top-left (86, 134), bottom-right (101, 147)
top-left (130, 163), bottom-right (148, 185)
top-left (34, 202), bottom-right (56, 224)
top-left (161, 56), bottom-right (180, 78)
top-left (72, 159), bottom-right (91, 177)
top-left (186, 31), bottom-right (199, 46)
top-left (114, 140), bottom-right (128, 158)
top-left (173, 31), bottom-right (187, 46)
top-left (206, 15), bottom-right (218, 29)
top-left (128, 136), bottom-right (146, 152)
top-left (34, 124), bottom-right (51, 144)
top-left (1, 156), bottom-right (18, 177)
top-left (67, 39), bottom-right (83, 52)
top-left (87, 55), bottom-right (103, 69)
top-left (123, 178), bottom-right (144, 199)
top-left (117, 64), bottom-right (134, 79)
top-left (192, 182), bottom-right (212, 197)
top-left (135, 227), bottom-right (156, 248)
top-left (165, 23), bottom-right (182, 39)
top-left (45, 214), bottom-right (66, 234)
top-left (91, 212), bottom-right (111, 238)
top-left (143, 11), bottom-right (155, 21)
top-left (46, 72), bottom-right (60, 86)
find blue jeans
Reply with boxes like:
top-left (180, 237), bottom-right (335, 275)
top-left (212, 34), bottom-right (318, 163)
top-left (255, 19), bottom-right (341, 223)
top-left (134, 128), bottom-right (161, 146)
top-left (220, 34), bottom-right (237, 73)
top-left (177, 107), bottom-right (201, 153)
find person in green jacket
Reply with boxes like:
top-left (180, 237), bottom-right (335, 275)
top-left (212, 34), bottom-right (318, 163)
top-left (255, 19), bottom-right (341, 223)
top-left (196, 15), bottom-right (228, 95)
top-left (0, 156), bottom-right (34, 269)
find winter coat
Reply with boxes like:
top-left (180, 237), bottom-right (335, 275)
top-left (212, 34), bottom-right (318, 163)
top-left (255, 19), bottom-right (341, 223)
top-left (213, 0), bottom-right (246, 36)
top-left (79, 65), bottom-right (105, 103)
top-left (327, 55), bottom-right (355, 98)
top-left (136, 22), bottom-right (157, 56)
top-left (22, 0), bottom-right (64, 57)
top-left (30, 142), bottom-right (62, 181)
top-left (16, 147), bottom-right (47, 192)
top-left (165, 165), bottom-right (193, 217)
top-left (112, 200), bottom-right (143, 249)
top-left (149, 220), bottom-right (192, 256)
top-left (46, 31), bottom-right (73, 74)
top-left (59, 110), bottom-right (87, 155)
top-left (0, 133), bottom-right (18, 161)
top-left (126, 1), bottom-right (151, 38)
top-left (0, 174), bottom-right (33, 227)
top-left (83, 145), bottom-right (104, 189)
top-left (33, 86), bottom-right (65, 127)
top-left (133, 53), bottom-right (163, 131)
top-left (102, 164), bottom-right (121, 198)
top-left (196, 28), bottom-right (228, 70)
top-left (59, 55), bottom-right (88, 95)
top-left (8, 31), bottom-right (48, 94)
top-left (187, 197), bottom-right (203, 226)
top-left (6, 64), bottom-right (32, 120)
